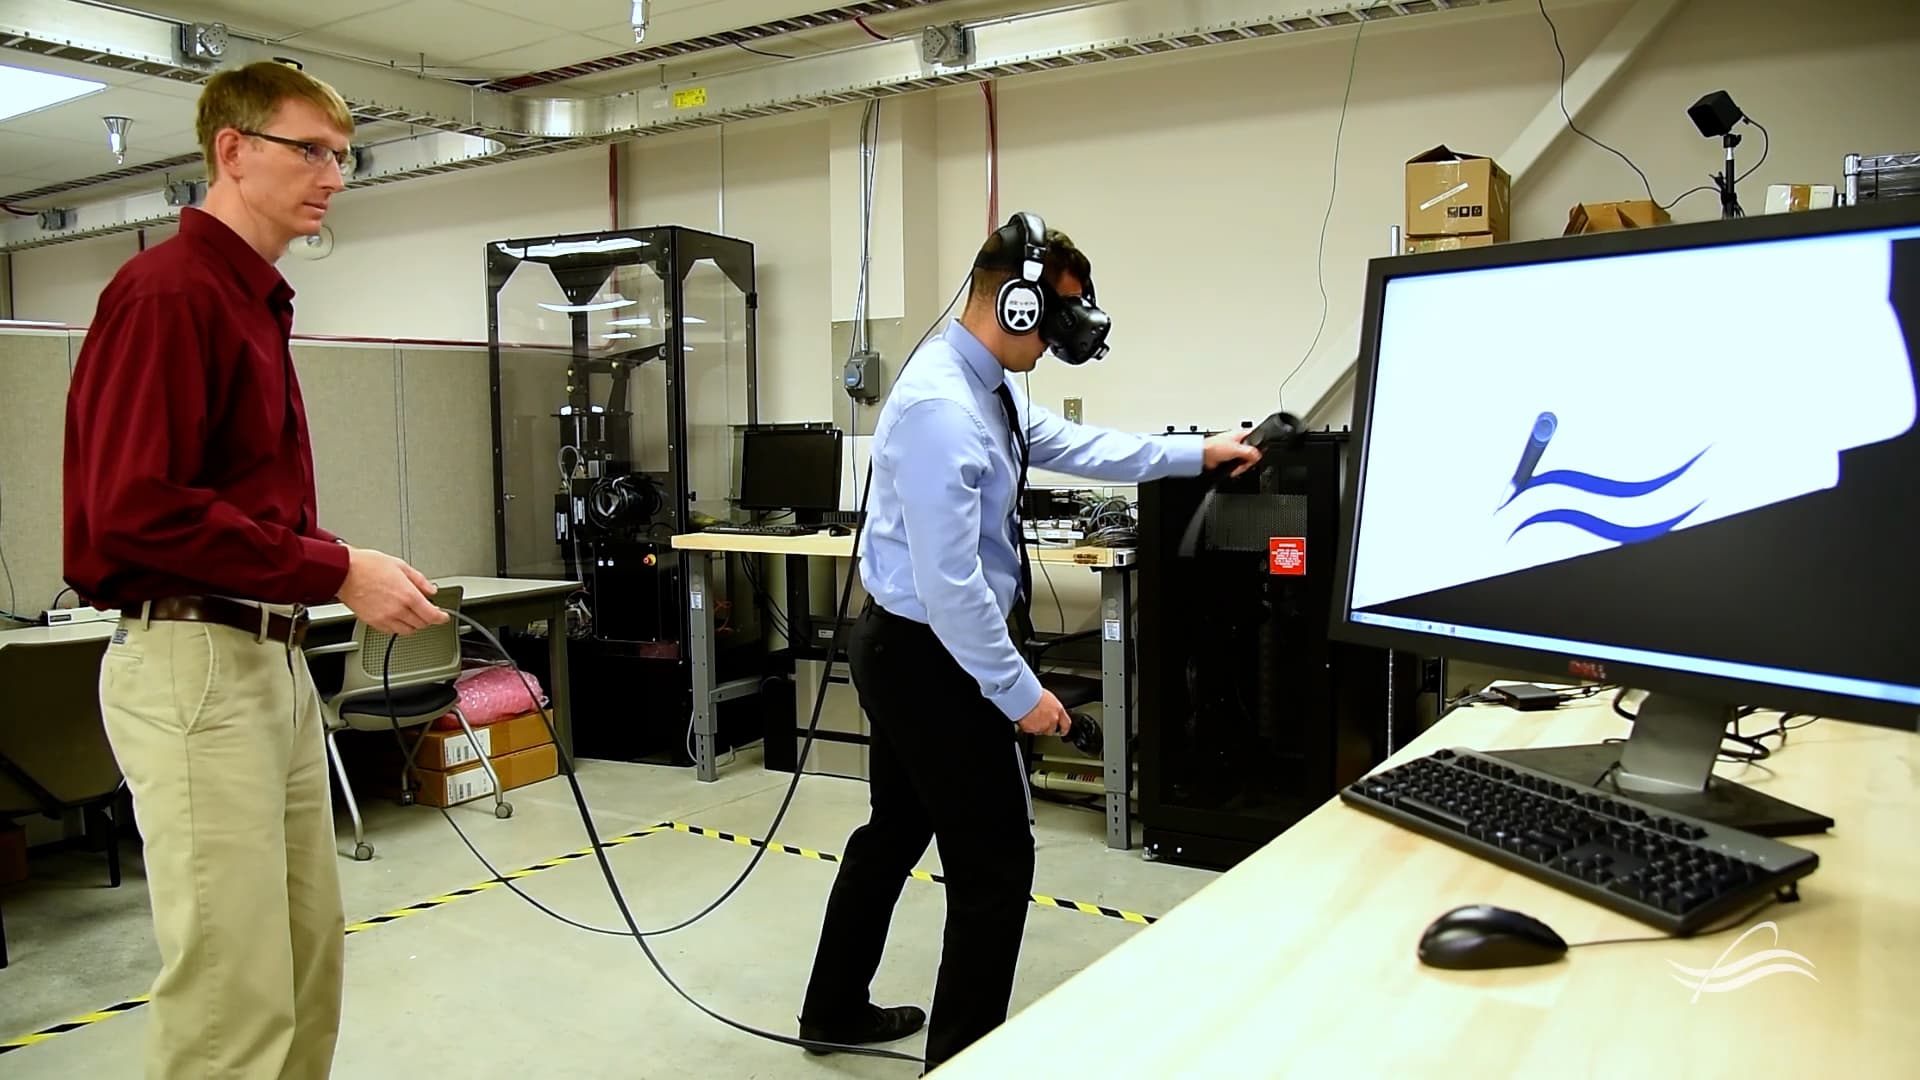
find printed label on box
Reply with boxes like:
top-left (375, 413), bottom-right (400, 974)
top-left (444, 767), bottom-right (497, 806)
top-left (1269, 537), bottom-right (1306, 576)
top-left (440, 727), bottom-right (489, 767)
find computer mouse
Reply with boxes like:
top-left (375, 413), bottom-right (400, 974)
top-left (1417, 904), bottom-right (1568, 970)
top-left (826, 524), bottom-right (852, 536)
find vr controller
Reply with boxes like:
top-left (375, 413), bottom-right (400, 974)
top-left (1241, 410), bottom-right (1306, 453)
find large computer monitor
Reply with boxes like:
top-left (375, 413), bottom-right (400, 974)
top-left (1330, 198), bottom-right (1920, 837)
top-left (738, 426), bottom-right (842, 513)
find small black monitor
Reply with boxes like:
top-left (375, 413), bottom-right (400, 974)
top-left (738, 427), bottom-right (842, 512)
top-left (1330, 197), bottom-right (1920, 836)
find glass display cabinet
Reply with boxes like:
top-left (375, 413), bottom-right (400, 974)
top-left (486, 226), bottom-right (763, 760)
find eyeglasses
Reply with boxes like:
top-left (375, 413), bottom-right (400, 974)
top-left (239, 130), bottom-right (355, 175)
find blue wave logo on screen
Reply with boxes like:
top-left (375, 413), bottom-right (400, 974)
top-left (1499, 411), bottom-right (1707, 544)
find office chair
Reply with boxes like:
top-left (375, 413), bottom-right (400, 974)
top-left (0, 639), bottom-right (127, 969)
top-left (307, 585), bottom-right (512, 862)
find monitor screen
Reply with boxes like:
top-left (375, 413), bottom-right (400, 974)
top-left (1335, 208), bottom-right (1920, 730)
top-left (738, 427), bottom-right (842, 512)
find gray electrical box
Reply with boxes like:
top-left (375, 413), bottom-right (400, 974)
top-left (920, 23), bottom-right (974, 67)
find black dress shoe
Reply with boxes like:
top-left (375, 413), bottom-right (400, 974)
top-left (798, 1003), bottom-right (927, 1055)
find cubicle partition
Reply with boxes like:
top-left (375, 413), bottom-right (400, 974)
top-left (0, 326), bottom-right (498, 616)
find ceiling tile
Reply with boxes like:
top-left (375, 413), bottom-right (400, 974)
top-left (446, 34), bottom-right (626, 77)
top-left (0, 51), bottom-right (144, 87)
top-left (462, 0), bottom-right (642, 34)
top-left (286, 0), bottom-right (558, 66)
top-left (129, 76), bottom-right (215, 103)
top-left (130, 0), bottom-right (409, 40)
top-left (18, 143), bottom-right (200, 182)
top-left (581, 2), bottom-right (852, 49)
top-left (0, 87), bottom-right (197, 143)
top-left (0, 131), bottom-right (87, 175)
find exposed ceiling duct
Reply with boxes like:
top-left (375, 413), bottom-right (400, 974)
top-left (1, 0), bottom-right (1521, 251)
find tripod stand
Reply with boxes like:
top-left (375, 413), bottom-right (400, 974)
top-left (1715, 132), bottom-right (1746, 218)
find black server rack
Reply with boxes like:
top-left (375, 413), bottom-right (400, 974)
top-left (1136, 430), bottom-right (1426, 870)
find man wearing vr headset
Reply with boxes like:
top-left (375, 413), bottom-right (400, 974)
top-left (798, 214), bottom-right (1260, 1070)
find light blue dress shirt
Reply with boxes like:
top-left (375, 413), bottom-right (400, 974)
top-left (859, 320), bottom-right (1206, 722)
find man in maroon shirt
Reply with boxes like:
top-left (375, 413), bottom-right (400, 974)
top-left (64, 61), bottom-right (444, 1080)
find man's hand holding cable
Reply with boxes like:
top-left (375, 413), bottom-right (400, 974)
top-left (1203, 428), bottom-right (1263, 477)
top-left (338, 546), bottom-right (446, 635)
top-left (1016, 689), bottom-right (1072, 737)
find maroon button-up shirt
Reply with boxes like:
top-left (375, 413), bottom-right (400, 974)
top-left (63, 208), bottom-right (351, 609)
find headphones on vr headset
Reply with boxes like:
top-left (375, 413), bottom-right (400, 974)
top-left (976, 211), bottom-right (1112, 366)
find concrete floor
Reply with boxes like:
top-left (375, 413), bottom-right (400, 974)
top-left (0, 747), bottom-right (1217, 1078)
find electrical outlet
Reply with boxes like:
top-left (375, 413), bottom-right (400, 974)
top-left (1064, 397), bottom-right (1082, 423)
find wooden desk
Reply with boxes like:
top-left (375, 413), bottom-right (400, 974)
top-left (0, 576), bottom-right (581, 754)
top-left (670, 531), bottom-right (1142, 849)
top-left (938, 697), bottom-right (1920, 1079)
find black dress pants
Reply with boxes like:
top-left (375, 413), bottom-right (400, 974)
top-left (801, 599), bottom-right (1036, 1068)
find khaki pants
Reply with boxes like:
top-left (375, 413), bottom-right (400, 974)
top-left (100, 615), bottom-right (345, 1080)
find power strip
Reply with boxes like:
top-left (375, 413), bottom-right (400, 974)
top-left (45, 606), bottom-right (120, 627)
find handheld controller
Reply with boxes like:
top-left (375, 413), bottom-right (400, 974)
top-left (1242, 410), bottom-right (1306, 451)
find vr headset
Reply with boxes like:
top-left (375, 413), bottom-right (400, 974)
top-left (973, 211), bottom-right (1111, 366)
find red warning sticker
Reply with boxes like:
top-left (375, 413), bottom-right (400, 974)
top-left (1269, 537), bottom-right (1306, 576)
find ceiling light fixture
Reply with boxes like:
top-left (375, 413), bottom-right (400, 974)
top-left (631, 0), bottom-right (648, 43)
top-left (537, 297), bottom-right (635, 313)
top-left (103, 116), bottom-right (131, 164)
top-left (0, 63), bottom-right (105, 123)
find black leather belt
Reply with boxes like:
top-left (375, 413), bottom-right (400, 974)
top-left (141, 596), bottom-right (310, 647)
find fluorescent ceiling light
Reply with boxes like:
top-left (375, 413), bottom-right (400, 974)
top-left (0, 63), bottom-right (105, 122)
top-left (606, 317), bottom-right (652, 328)
top-left (538, 297), bottom-right (635, 314)
top-left (603, 332), bottom-right (635, 339)
top-left (495, 237), bottom-right (649, 259)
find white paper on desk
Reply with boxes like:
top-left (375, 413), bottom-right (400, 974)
top-left (1350, 226), bottom-right (1918, 611)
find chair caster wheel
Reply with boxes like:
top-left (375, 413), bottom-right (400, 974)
top-left (354, 843), bottom-right (374, 862)
top-left (399, 791), bottom-right (415, 807)
top-left (495, 801), bottom-right (514, 820)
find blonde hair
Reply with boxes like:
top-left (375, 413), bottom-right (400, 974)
top-left (196, 60), bottom-right (354, 180)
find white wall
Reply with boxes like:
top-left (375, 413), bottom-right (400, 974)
top-left (17, 0), bottom-right (1918, 420)
top-left (10, 0), bottom-right (1919, 635)
top-left (10, 226), bottom-right (173, 327)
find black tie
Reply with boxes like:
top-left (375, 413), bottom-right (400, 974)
top-left (993, 383), bottom-right (1035, 642)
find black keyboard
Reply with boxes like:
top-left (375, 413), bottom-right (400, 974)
top-left (702, 523), bottom-right (818, 537)
top-left (1340, 748), bottom-right (1818, 935)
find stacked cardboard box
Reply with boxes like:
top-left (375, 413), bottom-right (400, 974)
top-left (1404, 144), bottom-right (1511, 254)
top-left (372, 711), bottom-right (560, 808)
top-left (1565, 200), bottom-right (1671, 234)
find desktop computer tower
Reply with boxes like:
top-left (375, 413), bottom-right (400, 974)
top-left (1136, 430), bottom-right (1426, 870)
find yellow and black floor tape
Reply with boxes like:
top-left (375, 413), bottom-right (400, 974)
top-left (659, 821), bottom-right (1159, 926)
top-left (3, 817), bottom-right (1157, 1056)
top-left (0, 823), bottom-right (665, 1057)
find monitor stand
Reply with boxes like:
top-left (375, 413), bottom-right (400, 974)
top-left (1486, 692), bottom-right (1834, 838)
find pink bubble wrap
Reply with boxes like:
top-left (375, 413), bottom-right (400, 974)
top-left (431, 664), bottom-right (547, 729)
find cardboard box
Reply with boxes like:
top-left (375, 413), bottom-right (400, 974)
top-left (1405, 145), bottom-right (1511, 240)
top-left (1405, 234), bottom-right (1498, 255)
top-left (1565, 200), bottom-right (1671, 234)
top-left (1765, 184), bottom-right (1836, 214)
top-left (411, 711), bottom-right (555, 769)
top-left (403, 743), bottom-right (560, 808)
